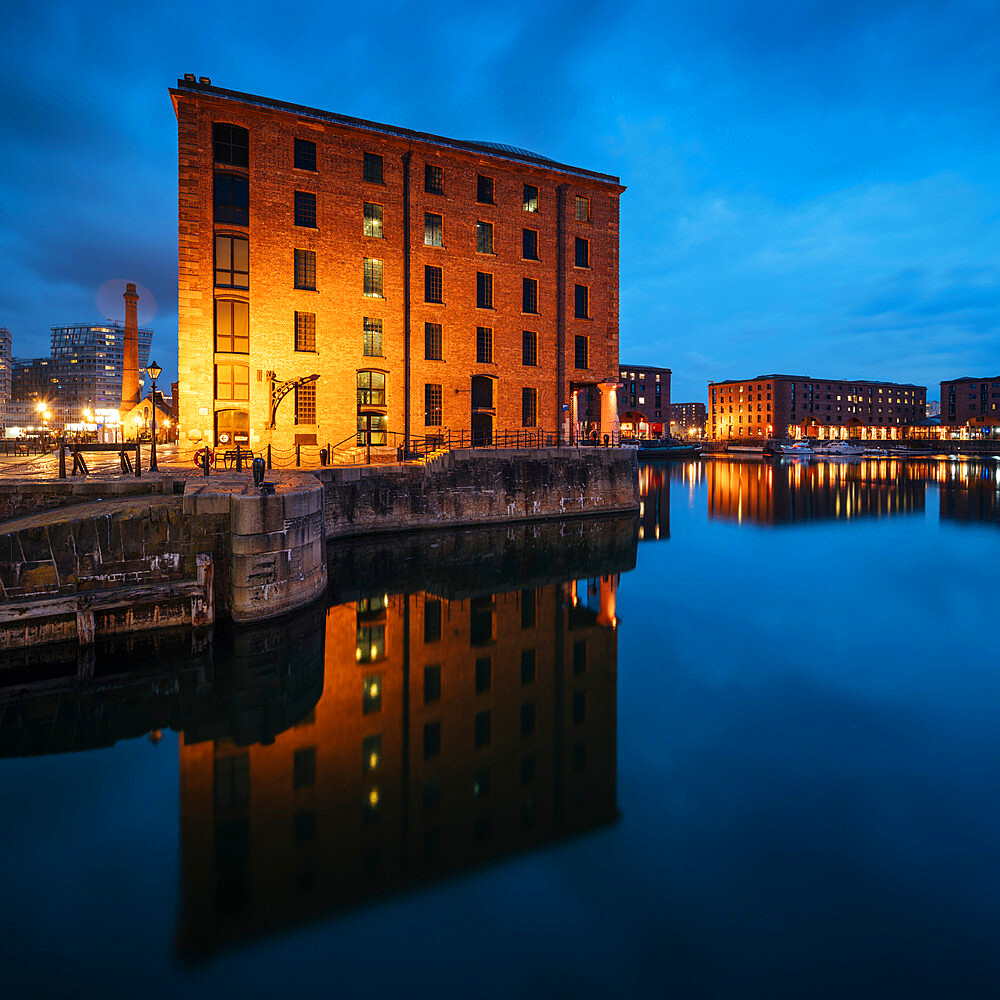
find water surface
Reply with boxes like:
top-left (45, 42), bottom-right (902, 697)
top-left (1, 458), bottom-right (998, 998)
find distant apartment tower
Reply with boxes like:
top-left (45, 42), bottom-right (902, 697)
top-left (940, 376), bottom-right (1000, 429)
top-left (0, 326), bottom-right (10, 431)
top-left (708, 375), bottom-right (927, 441)
top-left (668, 402), bottom-right (706, 433)
top-left (9, 321), bottom-right (152, 430)
top-left (616, 364), bottom-right (670, 437)
top-left (170, 75), bottom-right (625, 457)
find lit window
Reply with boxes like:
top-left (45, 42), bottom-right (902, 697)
top-left (215, 363), bottom-right (249, 401)
top-left (364, 257), bottom-right (383, 297)
top-left (477, 220), bottom-right (494, 254)
top-left (363, 317), bottom-right (383, 357)
top-left (523, 184), bottom-right (539, 212)
top-left (363, 202), bottom-right (384, 238)
top-left (215, 235), bottom-right (249, 288)
top-left (575, 195), bottom-right (590, 222)
top-left (425, 212), bottom-right (443, 247)
top-left (214, 300), bottom-right (249, 354)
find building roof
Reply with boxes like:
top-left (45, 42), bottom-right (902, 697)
top-left (708, 374), bottom-right (926, 388)
top-left (941, 375), bottom-right (1000, 384)
top-left (170, 77), bottom-right (624, 189)
top-left (618, 363), bottom-right (672, 373)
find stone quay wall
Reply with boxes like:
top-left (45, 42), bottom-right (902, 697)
top-left (0, 477), bottom-right (180, 522)
top-left (317, 447), bottom-right (639, 539)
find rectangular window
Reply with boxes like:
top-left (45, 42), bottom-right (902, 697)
top-left (357, 371), bottom-right (386, 407)
top-left (424, 212), bottom-right (443, 247)
top-left (575, 236), bottom-right (589, 267)
top-left (521, 387), bottom-right (537, 427)
top-left (364, 257), bottom-right (383, 297)
top-left (294, 137), bottom-right (316, 171)
top-left (215, 363), bottom-right (250, 401)
top-left (424, 322), bottom-right (442, 360)
top-left (573, 639), bottom-right (587, 675)
top-left (363, 317), bottom-right (383, 357)
top-left (215, 235), bottom-right (249, 288)
top-left (214, 300), bottom-right (249, 354)
top-left (363, 152), bottom-right (383, 183)
top-left (294, 190), bottom-right (316, 228)
top-left (214, 171), bottom-right (249, 225)
top-left (294, 249), bottom-right (316, 290)
top-left (423, 721), bottom-right (441, 760)
top-left (476, 272), bottom-right (493, 309)
top-left (425, 384), bottom-right (442, 426)
top-left (425, 163), bottom-right (444, 194)
top-left (476, 220), bottom-right (494, 254)
top-left (520, 701), bottom-right (536, 737)
top-left (424, 665), bottom-right (441, 704)
top-left (521, 588), bottom-right (537, 628)
top-left (425, 265), bottom-right (443, 303)
top-left (213, 123), bottom-right (249, 167)
top-left (295, 381), bottom-right (316, 424)
top-left (294, 311), bottom-right (316, 352)
top-left (476, 326), bottom-right (493, 364)
top-left (477, 174), bottom-right (494, 204)
top-left (575, 284), bottom-right (590, 319)
top-left (574, 335), bottom-right (589, 370)
top-left (363, 734), bottom-right (381, 772)
top-left (363, 674), bottom-right (382, 714)
top-left (522, 277), bottom-right (538, 314)
top-left (575, 195), bottom-right (590, 222)
top-left (522, 228), bottom-right (538, 260)
top-left (521, 649), bottom-right (536, 684)
top-left (363, 202), bottom-right (383, 238)
top-left (475, 657), bottom-right (491, 693)
top-left (424, 598), bottom-right (441, 642)
top-left (523, 184), bottom-right (538, 212)
top-left (522, 330), bottom-right (537, 366)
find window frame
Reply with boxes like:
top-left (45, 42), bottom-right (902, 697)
top-left (522, 228), bottom-right (539, 261)
top-left (213, 123), bottom-right (249, 167)
top-left (476, 272), bottom-right (494, 310)
top-left (575, 236), bottom-right (590, 268)
top-left (294, 310), bottom-right (316, 353)
top-left (521, 330), bottom-right (537, 367)
top-left (363, 152), bottom-right (384, 184)
top-left (522, 277), bottom-right (538, 315)
top-left (574, 334), bottom-right (589, 370)
top-left (294, 137), bottom-right (317, 171)
top-left (294, 190), bottom-right (317, 228)
top-left (425, 383), bottom-right (443, 426)
top-left (214, 362), bottom-right (250, 402)
top-left (363, 317), bottom-right (384, 357)
top-left (213, 171), bottom-right (249, 226)
top-left (476, 174), bottom-right (495, 205)
top-left (294, 380), bottom-right (317, 425)
top-left (294, 248), bottom-right (317, 290)
top-left (214, 234), bottom-right (249, 289)
top-left (424, 265), bottom-right (443, 304)
top-left (424, 212), bottom-right (444, 247)
top-left (476, 220), bottom-right (494, 254)
top-left (476, 326), bottom-right (493, 364)
top-left (575, 283), bottom-right (590, 319)
top-left (214, 298), bottom-right (250, 355)
top-left (424, 322), bottom-right (442, 361)
top-left (425, 163), bottom-right (444, 194)
top-left (363, 201), bottom-right (384, 239)
top-left (522, 184), bottom-right (539, 213)
top-left (521, 387), bottom-right (537, 428)
top-left (363, 257), bottom-right (384, 298)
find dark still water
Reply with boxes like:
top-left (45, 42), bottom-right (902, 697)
top-left (1, 457), bottom-right (999, 998)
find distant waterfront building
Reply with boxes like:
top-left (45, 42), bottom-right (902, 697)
top-left (170, 75), bottom-right (624, 458)
top-left (940, 376), bottom-right (1000, 431)
top-left (926, 399), bottom-right (941, 418)
top-left (9, 321), bottom-right (153, 431)
top-left (0, 326), bottom-right (10, 431)
top-left (668, 401), bottom-right (706, 435)
top-left (616, 364), bottom-right (670, 438)
top-left (707, 374), bottom-right (927, 441)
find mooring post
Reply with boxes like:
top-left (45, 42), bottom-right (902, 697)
top-left (236, 443), bottom-right (242, 471)
top-left (267, 443), bottom-right (272, 469)
top-left (134, 441), bottom-right (141, 477)
top-left (193, 552), bottom-right (215, 627)
top-left (58, 441), bottom-right (66, 479)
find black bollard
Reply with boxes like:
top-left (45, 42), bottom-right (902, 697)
top-left (134, 440), bottom-right (141, 478)
top-left (267, 443), bottom-right (272, 469)
top-left (236, 443), bottom-right (242, 471)
top-left (58, 441), bottom-right (67, 479)
top-left (202, 447), bottom-right (210, 477)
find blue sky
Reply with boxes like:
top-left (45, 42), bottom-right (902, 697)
top-left (1, 0), bottom-right (998, 401)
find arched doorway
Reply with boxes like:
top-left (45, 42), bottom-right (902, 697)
top-left (620, 410), bottom-right (648, 440)
top-left (846, 417), bottom-right (863, 440)
top-left (800, 417), bottom-right (820, 439)
top-left (471, 375), bottom-right (496, 446)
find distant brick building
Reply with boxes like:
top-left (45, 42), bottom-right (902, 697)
top-left (0, 326), bottom-right (10, 432)
top-left (170, 76), bottom-right (624, 460)
top-left (941, 376), bottom-right (1000, 430)
top-left (668, 401), bottom-right (706, 434)
top-left (708, 374), bottom-right (927, 441)
top-left (616, 363), bottom-right (670, 438)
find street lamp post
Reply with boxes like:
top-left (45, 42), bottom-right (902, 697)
top-left (146, 361), bottom-right (162, 472)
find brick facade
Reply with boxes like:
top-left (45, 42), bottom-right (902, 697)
top-left (940, 376), bottom-right (1000, 427)
top-left (708, 374), bottom-right (927, 441)
top-left (616, 363), bottom-right (671, 437)
top-left (170, 77), bottom-right (624, 460)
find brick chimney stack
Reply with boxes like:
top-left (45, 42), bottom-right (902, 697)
top-left (120, 282), bottom-right (140, 419)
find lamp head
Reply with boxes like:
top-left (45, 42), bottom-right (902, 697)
top-left (146, 360), bottom-right (162, 381)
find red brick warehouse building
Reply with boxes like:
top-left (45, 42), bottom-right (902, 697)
top-left (170, 76), bottom-right (625, 461)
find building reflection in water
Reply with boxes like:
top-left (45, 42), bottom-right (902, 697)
top-left (176, 528), bottom-right (629, 957)
top-left (704, 457), bottom-right (929, 525)
top-left (637, 464), bottom-right (671, 541)
top-left (936, 461), bottom-right (1000, 526)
